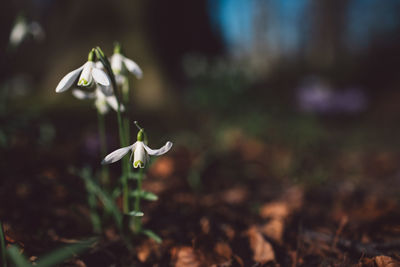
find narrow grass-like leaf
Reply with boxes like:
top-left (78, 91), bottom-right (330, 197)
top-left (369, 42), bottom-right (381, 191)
top-left (0, 221), bottom-right (7, 267)
top-left (78, 168), bottom-right (102, 233)
top-left (87, 192), bottom-right (102, 233)
top-left (127, 172), bottom-right (142, 180)
top-left (35, 238), bottom-right (96, 267)
top-left (6, 246), bottom-right (30, 267)
top-left (142, 229), bottom-right (162, 244)
top-left (127, 211), bottom-right (144, 217)
top-left (130, 190), bottom-right (158, 201)
top-left (72, 167), bottom-right (122, 230)
top-left (80, 169), bottom-right (122, 229)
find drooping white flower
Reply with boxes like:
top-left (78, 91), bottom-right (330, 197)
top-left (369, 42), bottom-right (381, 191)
top-left (102, 127), bottom-right (172, 168)
top-left (72, 86), bottom-right (124, 114)
top-left (55, 50), bottom-right (112, 95)
top-left (9, 15), bottom-right (45, 47)
top-left (110, 43), bottom-right (143, 86)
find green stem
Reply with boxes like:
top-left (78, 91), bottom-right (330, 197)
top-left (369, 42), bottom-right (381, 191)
top-left (94, 47), bottom-right (129, 214)
top-left (97, 111), bottom-right (109, 188)
top-left (0, 221), bottom-right (7, 267)
top-left (134, 168), bottom-right (144, 232)
top-left (88, 191), bottom-right (102, 233)
top-left (122, 77), bottom-right (130, 145)
top-left (120, 78), bottom-right (131, 214)
top-left (116, 102), bottom-right (129, 213)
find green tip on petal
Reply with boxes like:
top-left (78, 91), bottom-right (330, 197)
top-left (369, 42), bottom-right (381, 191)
top-left (134, 160), bottom-right (144, 168)
top-left (114, 42), bottom-right (122, 54)
top-left (78, 78), bottom-right (89, 86)
top-left (88, 49), bottom-right (95, 62)
top-left (137, 129), bottom-right (145, 142)
top-left (95, 46), bottom-right (105, 58)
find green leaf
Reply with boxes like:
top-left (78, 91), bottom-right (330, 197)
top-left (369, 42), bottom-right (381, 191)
top-left (6, 246), bottom-right (30, 267)
top-left (126, 211), bottom-right (144, 217)
top-left (76, 167), bottom-right (122, 229)
top-left (130, 190), bottom-right (158, 201)
top-left (112, 187), bottom-right (121, 199)
top-left (127, 172), bottom-right (142, 180)
top-left (142, 229), bottom-right (162, 244)
top-left (0, 221), bottom-right (7, 267)
top-left (35, 238), bottom-right (96, 267)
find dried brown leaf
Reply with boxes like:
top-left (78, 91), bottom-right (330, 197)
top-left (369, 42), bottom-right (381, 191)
top-left (149, 156), bottom-right (174, 178)
top-left (171, 247), bottom-right (206, 267)
top-left (221, 187), bottom-right (248, 204)
top-left (375, 256), bottom-right (400, 267)
top-left (260, 218), bottom-right (285, 243)
top-left (137, 239), bottom-right (161, 263)
top-left (214, 242), bottom-right (232, 261)
top-left (260, 202), bottom-right (289, 219)
top-left (69, 259), bottom-right (87, 267)
top-left (221, 224), bottom-right (235, 241)
top-left (247, 227), bottom-right (275, 264)
top-left (200, 217), bottom-right (210, 234)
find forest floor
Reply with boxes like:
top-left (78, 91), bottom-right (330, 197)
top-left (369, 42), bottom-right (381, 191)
top-left (1, 105), bottom-right (400, 267)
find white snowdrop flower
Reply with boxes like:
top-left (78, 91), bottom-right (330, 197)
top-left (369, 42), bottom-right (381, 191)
top-left (102, 126), bottom-right (172, 168)
top-left (72, 86), bottom-right (124, 115)
top-left (110, 43), bottom-right (143, 85)
top-left (55, 50), bottom-right (112, 95)
top-left (9, 15), bottom-right (45, 47)
top-left (9, 17), bottom-right (29, 46)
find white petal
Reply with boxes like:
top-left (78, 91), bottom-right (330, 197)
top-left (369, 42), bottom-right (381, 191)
top-left (115, 74), bottom-right (126, 86)
top-left (105, 95), bottom-right (124, 112)
top-left (77, 61), bottom-right (94, 86)
top-left (133, 142), bottom-right (146, 168)
top-left (9, 22), bottom-right (28, 46)
top-left (111, 54), bottom-right (123, 74)
top-left (99, 84), bottom-right (114, 96)
top-left (92, 68), bottom-right (111, 86)
top-left (102, 144), bottom-right (136, 164)
top-left (55, 66), bottom-right (83, 93)
top-left (123, 57), bottom-right (143, 78)
top-left (29, 22), bottom-right (45, 41)
top-left (143, 141), bottom-right (173, 156)
top-left (72, 89), bottom-right (95, 99)
top-left (95, 98), bottom-right (109, 114)
top-left (95, 61), bottom-right (104, 70)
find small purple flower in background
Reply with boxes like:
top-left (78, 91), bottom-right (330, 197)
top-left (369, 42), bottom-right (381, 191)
top-left (296, 76), bottom-right (367, 114)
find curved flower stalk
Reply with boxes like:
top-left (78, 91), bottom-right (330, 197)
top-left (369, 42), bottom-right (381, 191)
top-left (55, 49), bottom-right (112, 95)
top-left (110, 43), bottom-right (143, 147)
top-left (102, 125), bottom-right (172, 168)
top-left (111, 43), bottom-right (143, 87)
top-left (72, 87), bottom-right (125, 115)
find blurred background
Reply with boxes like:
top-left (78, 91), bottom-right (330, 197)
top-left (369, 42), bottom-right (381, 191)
top-left (1, 0), bottom-right (400, 265)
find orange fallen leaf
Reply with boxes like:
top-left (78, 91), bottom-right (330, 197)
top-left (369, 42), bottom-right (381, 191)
top-left (260, 218), bottom-right (285, 244)
top-left (200, 217), bottom-right (210, 234)
top-left (260, 202), bottom-right (289, 219)
top-left (214, 242), bottom-right (232, 261)
top-left (171, 247), bottom-right (206, 267)
top-left (375, 255), bottom-right (400, 267)
top-left (247, 227), bottom-right (275, 264)
top-left (150, 156), bottom-right (174, 178)
top-left (221, 187), bottom-right (248, 204)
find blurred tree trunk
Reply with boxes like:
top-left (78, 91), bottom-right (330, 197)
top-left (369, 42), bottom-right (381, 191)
top-left (309, 0), bottom-right (350, 67)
